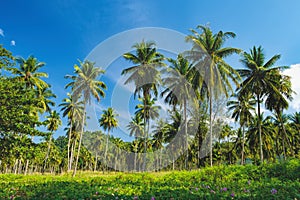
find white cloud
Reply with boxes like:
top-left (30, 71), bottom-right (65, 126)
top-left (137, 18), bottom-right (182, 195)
top-left (283, 64), bottom-right (300, 110)
top-left (10, 40), bottom-right (15, 46)
top-left (0, 29), bottom-right (4, 37)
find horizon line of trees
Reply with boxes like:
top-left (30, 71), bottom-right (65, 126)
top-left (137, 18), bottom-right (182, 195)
top-left (0, 24), bottom-right (299, 176)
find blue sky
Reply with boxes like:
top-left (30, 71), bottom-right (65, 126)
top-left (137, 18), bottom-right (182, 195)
top-left (1, 0), bottom-right (300, 140)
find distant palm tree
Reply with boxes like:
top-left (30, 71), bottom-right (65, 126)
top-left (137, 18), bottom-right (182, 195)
top-left (127, 114), bottom-right (144, 138)
top-left (135, 96), bottom-right (160, 170)
top-left (227, 93), bottom-right (255, 164)
top-left (238, 46), bottom-right (288, 162)
top-left (59, 93), bottom-right (84, 171)
top-left (121, 40), bottom-right (165, 170)
top-left (36, 86), bottom-right (56, 113)
top-left (99, 107), bottom-right (118, 169)
top-left (161, 54), bottom-right (194, 169)
top-left (247, 113), bottom-right (276, 162)
top-left (9, 55), bottom-right (48, 90)
top-left (43, 110), bottom-right (62, 172)
top-left (65, 60), bottom-right (106, 176)
top-left (185, 25), bottom-right (242, 166)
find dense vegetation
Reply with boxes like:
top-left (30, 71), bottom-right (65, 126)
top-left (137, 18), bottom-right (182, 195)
top-left (0, 24), bottom-right (299, 179)
top-left (0, 160), bottom-right (299, 199)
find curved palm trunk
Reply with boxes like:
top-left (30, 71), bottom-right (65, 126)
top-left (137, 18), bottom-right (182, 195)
top-left (73, 104), bottom-right (86, 177)
top-left (67, 120), bottom-right (73, 171)
top-left (209, 95), bottom-right (213, 167)
top-left (184, 98), bottom-right (188, 170)
top-left (257, 95), bottom-right (263, 163)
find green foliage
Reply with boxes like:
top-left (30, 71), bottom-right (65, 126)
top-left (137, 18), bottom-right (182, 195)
top-left (0, 160), bottom-right (299, 199)
top-left (0, 77), bottom-right (44, 136)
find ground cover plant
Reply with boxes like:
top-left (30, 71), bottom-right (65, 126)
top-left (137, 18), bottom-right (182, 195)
top-left (0, 159), bottom-right (299, 200)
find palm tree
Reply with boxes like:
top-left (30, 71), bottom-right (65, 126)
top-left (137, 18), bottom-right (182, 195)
top-left (185, 25), bottom-right (242, 166)
top-left (9, 55), bottom-right (49, 90)
top-left (135, 96), bottom-right (160, 170)
top-left (36, 86), bottom-right (56, 113)
top-left (290, 112), bottom-right (300, 133)
top-left (59, 93), bottom-right (84, 171)
top-left (127, 114), bottom-right (144, 138)
top-left (121, 40), bottom-right (164, 171)
top-left (265, 70), bottom-right (293, 158)
top-left (65, 60), bottom-right (106, 176)
top-left (247, 113), bottom-right (276, 162)
top-left (99, 107), bottom-right (118, 170)
top-left (238, 46), bottom-right (288, 163)
top-left (43, 110), bottom-right (62, 172)
top-left (227, 93), bottom-right (255, 164)
top-left (161, 54), bottom-right (195, 169)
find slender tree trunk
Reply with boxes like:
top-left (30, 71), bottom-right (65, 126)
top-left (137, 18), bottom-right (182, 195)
top-left (241, 126), bottom-right (245, 165)
top-left (94, 152), bottom-right (98, 172)
top-left (209, 95), bottom-right (213, 167)
top-left (14, 159), bottom-right (18, 174)
top-left (43, 132), bottom-right (53, 173)
top-left (257, 95), bottom-right (263, 163)
top-left (104, 129), bottom-right (110, 172)
top-left (73, 104), bottom-right (86, 177)
top-left (143, 102), bottom-right (147, 172)
top-left (184, 98), bottom-right (188, 170)
top-left (24, 159), bottom-right (29, 175)
top-left (67, 120), bottom-right (73, 171)
top-left (70, 139), bottom-right (76, 170)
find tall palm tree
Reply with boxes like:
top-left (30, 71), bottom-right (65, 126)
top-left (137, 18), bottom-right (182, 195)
top-left (265, 70), bottom-right (293, 158)
top-left (59, 93), bottom-right (84, 171)
top-left (99, 107), bottom-right (118, 169)
top-left (9, 55), bottom-right (49, 90)
top-left (227, 93), bottom-right (255, 164)
top-left (161, 54), bottom-right (195, 169)
top-left (43, 110), bottom-right (62, 172)
top-left (238, 46), bottom-right (288, 163)
top-left (185, 25), bottom-right (242, 166)
top-left (121, 40), bottom-right (164, 171)
top-left (65, 60), bottom-right (106, 176)
top-left (289, 112), bottom-right (300, 133)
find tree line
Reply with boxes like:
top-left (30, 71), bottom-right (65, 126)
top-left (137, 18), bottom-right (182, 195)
top-left (0, 25), bottom-right (299, 176)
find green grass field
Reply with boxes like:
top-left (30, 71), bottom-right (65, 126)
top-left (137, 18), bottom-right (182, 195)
top-left (1, 160), bottom-right (299, 200)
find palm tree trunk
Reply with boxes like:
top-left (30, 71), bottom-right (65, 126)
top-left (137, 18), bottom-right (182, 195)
top-left (143, 98), bottom-right (147, 172)
top-left (257, 95), bottom-right (263, 163)
top-left (104, 129), bottom-right (110, 171)
top-left (73, 104), bottom-right (86, 177)
top-left (94, 152), bottom-right (98, 172)
top-left (43, 133), bottom-right (53, 173)
top-left (241, 126), bottom-right (245, 165)
top-left (184, 98), bottom-right (188, 170)
top-left (24, 159), bottom-right (29, 175)
top-left (209, 95), bottom-right (213, 167)
top-left (67, 120), bottom-right (73, 171)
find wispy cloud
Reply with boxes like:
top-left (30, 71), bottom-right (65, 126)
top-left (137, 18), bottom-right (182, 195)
top-left (0, 28), bottom-right (4, 37)
top-left (283, 64), bottom-right (300, 110)
top-left (10, 40), bottom-right (15, 46)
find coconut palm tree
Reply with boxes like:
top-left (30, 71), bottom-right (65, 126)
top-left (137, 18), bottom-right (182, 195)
top-left (238, 46), bottom-right (288, 162)
top-left (36, 86), bottom-right (56, 114)
top-left (135, 96), bottom-right (160, 170)
top-left (227, 93), bottom-right (255, 164)
top-left (43, 110), bottom-right (62, 172)
top-left (185, 25), bottom-right (242, 166)
top-left (65, 60), bottom-right (106, 176)
top-left (121, 40), bottom-right (164, 171)
top-left (161, 54), bottom-right (195, 169)
top-left (265, 70), bottom-right (293, 158)
top-left (9, 55), bottom-right (49, 90)
top-left (59, 93), bottom-right (84, 171)
top-left (99, 107), bottom-right (118, 170)
top-left (127, 114), bottom-right (144, 138)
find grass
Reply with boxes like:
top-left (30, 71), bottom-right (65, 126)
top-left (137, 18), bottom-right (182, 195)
top-left (0, 159), bottom-right (299, 199)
